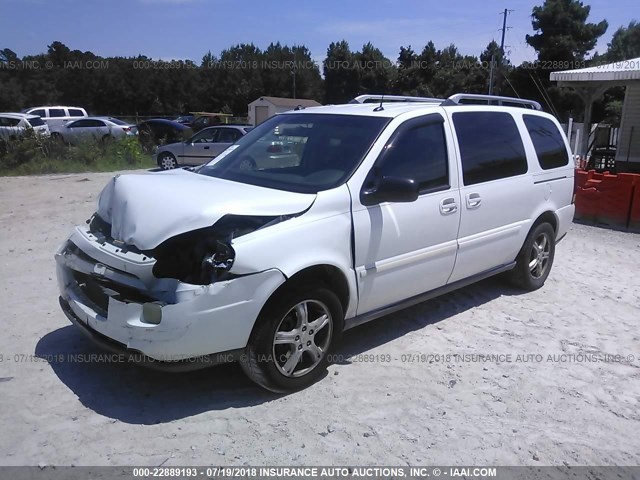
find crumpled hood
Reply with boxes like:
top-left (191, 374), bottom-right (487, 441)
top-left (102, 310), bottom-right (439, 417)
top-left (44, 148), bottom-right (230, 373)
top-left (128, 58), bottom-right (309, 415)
top-left (96, 169), bottom-right (316, 250)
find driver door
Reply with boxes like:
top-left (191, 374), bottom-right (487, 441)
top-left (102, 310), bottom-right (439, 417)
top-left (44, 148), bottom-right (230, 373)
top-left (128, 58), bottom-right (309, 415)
top-left (182, 128), bottom-right (219, 164)
top-left (352, 114), bottom-right (461, 314)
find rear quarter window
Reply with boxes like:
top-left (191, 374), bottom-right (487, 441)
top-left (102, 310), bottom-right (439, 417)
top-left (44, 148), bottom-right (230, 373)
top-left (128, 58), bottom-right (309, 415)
top-left (523, 114), bottom-right (569, 169)
top-left (453, 111), bottom-right (528, 185)
top-left (68, 109), bottom-right (85, 117)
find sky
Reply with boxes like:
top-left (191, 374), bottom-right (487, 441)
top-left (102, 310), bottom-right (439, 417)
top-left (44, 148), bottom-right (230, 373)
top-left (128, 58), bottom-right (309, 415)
top-left (1, 0), bottom-right (637, 66)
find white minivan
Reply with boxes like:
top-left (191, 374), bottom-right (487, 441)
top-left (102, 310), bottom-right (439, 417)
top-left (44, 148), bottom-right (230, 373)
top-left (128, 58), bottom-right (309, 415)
top-left (56, 94), bottom-right (575, 392)
top-left (22, 105), bottom-right (88, 129)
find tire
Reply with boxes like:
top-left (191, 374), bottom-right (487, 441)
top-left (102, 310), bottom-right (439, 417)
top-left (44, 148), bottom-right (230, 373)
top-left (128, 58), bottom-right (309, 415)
top-left (508, 222), bottom-right (555, 291)
top-left (158, 152), bottom-right (177, 170)
top-left (240, 286), bottom-right (343, 393)
top-left (51, 132), bottom-right (63, 142)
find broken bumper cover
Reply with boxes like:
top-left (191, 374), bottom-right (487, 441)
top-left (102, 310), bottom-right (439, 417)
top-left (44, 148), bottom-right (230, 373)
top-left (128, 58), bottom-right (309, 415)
top-left (58, 296), bottom-right (243, 371)
top-left (55, 228), bottom-right (286, 364)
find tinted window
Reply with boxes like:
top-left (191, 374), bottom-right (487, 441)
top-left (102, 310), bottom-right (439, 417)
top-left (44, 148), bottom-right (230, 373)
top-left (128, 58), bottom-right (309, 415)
top-left (27, 117), bottom-right (45, 127)
top-left (69, 119), bottom-right (92, 128)
top-left (453, 111), bottom-right (527, 185)
top-left (107, 118), bottom-right (127, 126)
top-left (0, 117), bottom-right (21, 127)
top-left (68, 109), bottom-right (85, 117)
top-left (368, 115), bottom-right (449, 192)
top-left (89, 120), bottom-right (105, 127)
top-left (31, 109), bottom-right (46, 117)
top-left (49, 109), bottom-right (65, 118)
top-left (523, 115), bottom-right (569, 169)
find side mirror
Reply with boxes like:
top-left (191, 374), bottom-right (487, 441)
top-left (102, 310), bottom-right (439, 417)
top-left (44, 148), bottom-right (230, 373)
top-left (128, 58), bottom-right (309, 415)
top-left (361, 176), bottom-right (419, 206)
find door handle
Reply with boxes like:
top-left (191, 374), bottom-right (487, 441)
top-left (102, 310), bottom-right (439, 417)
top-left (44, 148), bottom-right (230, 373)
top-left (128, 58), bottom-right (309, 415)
top-left (466, 193), bottom-right (482, 209)
top-left (440, 197), bottom-right (458, 215)
top-left (204, 146), bottom-right (210, 149)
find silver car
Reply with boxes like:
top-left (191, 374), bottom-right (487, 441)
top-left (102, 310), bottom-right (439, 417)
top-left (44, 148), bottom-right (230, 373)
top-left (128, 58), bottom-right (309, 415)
top-left (51, 117), bottom-right (136, 144)
top-left (155, 125), bottom-right (252, 170)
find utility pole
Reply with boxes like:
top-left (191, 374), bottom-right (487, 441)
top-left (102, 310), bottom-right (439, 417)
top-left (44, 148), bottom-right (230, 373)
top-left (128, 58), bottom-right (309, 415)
top-left (488, 54), bottom-right (495, 95)
top-left (293, 70), bottom-right (296, 99)
top-left (495, 8), bottom-right (513, 96)
top-left (291, 54), bottom-right (297, 99)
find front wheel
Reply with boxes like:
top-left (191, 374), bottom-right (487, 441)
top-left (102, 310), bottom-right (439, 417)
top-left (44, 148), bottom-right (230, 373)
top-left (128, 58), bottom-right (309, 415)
top-left (240, 286), bottom-right (343, 392)
top-left (508, 222), bottom-right (555, 291)
top-left (158, 152), bottom-right (177, 170)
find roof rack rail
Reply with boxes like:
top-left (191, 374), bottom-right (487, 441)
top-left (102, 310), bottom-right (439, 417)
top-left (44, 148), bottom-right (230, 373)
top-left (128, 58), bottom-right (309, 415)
top-left (442, 94), bottom-right (542, 110)
top-left (349, 94), bottom-right (443, 104)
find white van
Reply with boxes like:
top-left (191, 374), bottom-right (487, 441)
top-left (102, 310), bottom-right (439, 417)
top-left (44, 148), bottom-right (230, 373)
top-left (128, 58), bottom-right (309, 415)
top-left (22, 106), bottom-right (88, 128)
top-left (56, 94), bottom-right (575, 392)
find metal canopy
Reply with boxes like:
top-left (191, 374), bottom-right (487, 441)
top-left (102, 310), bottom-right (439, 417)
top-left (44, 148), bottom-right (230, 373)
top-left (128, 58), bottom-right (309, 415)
top-left (550, 58), bottom-right (640, 158)
top-left (550, 58), bottom-right (640, 83)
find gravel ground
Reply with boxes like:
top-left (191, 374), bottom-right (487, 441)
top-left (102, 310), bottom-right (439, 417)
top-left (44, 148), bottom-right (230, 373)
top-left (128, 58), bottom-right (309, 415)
top-left (0, 171), bottom-right (639, 467)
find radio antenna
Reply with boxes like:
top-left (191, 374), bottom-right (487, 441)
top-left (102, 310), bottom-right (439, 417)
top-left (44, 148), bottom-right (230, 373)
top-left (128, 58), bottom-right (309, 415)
top-left (373, 94), bottom-right (385, 112)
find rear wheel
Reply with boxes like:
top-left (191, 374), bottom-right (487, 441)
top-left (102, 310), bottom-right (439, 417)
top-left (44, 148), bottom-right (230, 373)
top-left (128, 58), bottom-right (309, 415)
top-left (158, 152), bottom-right (177, 170)
top-left (240, 286), bottom-right (343, 392)
top-left (508, 222), bottom-right (555, 291)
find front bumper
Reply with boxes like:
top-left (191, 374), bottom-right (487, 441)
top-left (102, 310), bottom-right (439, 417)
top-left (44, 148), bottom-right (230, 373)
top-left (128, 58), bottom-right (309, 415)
top-left (55, 226), bottom-right (286, 363)
top-left (58, 296), bottom-right (243, 371)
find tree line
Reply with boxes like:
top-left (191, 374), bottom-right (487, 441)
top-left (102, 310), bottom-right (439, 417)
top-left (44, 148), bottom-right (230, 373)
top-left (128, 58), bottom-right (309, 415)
top-left (1, 0), bottom-right (639, 124)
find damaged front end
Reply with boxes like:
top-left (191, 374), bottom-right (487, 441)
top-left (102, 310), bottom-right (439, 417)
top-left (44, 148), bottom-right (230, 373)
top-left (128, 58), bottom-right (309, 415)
top-left (55, 171), bottom-right (317, 365)
top-left (56, 212), bottom-right (292, 364)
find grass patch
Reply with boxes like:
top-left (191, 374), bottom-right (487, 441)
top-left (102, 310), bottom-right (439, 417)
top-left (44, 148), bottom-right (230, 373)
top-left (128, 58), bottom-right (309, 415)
top-left (0, 134), bottom-right (155, 176)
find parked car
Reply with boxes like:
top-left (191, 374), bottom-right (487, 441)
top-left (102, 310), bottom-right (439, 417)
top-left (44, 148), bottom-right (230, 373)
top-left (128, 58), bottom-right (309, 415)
top-left (190, 112), bottom-right (232, 132)
top-left (174, 115), bottom-right (195, 127)
top-left (55, 94), bottom-right (575, 392)
top-left (137, 119), bottom-right (192, 152)
top-left (22, 106), bottom-right (88, 128)
top-left (0, 113), bottom-right (50, 142)
top-left (50, 117), bottom-right (136, 144)
top-left (155, 125), bottom-right (252, 169)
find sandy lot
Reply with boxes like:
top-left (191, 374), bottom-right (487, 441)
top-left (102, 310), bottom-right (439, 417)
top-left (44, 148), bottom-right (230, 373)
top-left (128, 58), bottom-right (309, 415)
top-left (0, 171), bottom-right (639, 467)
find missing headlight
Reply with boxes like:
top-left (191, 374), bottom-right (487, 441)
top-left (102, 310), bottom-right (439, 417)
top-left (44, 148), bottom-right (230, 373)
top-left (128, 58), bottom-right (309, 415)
top-left (152, 235), bottom-right (235, 285)
top-left (150, 214), bottom-right (284, 285)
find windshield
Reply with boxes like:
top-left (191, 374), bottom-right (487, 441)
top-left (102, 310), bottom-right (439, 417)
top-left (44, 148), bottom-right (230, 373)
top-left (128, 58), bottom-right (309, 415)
top-left (198, 113), bottom-right (389, 193)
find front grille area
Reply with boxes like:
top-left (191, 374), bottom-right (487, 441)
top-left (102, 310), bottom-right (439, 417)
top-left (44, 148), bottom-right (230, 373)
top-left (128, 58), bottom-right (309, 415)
top-left (71, 270), bottom-right (157, 316)
top-left (62, 240), bottom-right (158, 315)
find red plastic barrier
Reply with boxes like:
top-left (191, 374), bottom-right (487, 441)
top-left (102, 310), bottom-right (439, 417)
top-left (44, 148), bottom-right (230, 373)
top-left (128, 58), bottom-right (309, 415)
top-left (575, 170), bottom-right (590, 191)
top-left (573, 171), bottom-right (640, 229)
top-left (596, 173), bottom-right (637, 228)
top-left (574, 186), bottom-right (600, 223)
top-left (629, 181), bottom-right (640, 232)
